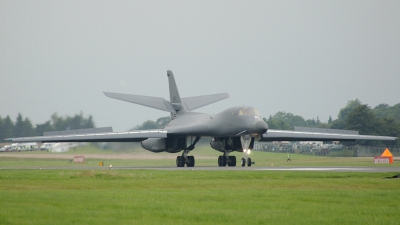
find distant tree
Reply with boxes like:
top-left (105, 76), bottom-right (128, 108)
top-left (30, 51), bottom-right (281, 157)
top-left (133, 120), bottom-right (161, 130)
top-left (156, 116), bottom-right (171, 127)
top-left (345, 105), bottom-right (376, 134)
top-left (132, 116), bottom-right (171, 130)
top-left (2, 116), bottom-right (15, 139)
top-left (0, 116), bottom-right (4, 140)
top-left (372, 103), bottom-right (400, 122)
top-left (345, 104), bottom-right (381, 146)
top-left (264, 116), bottom-right (291, 130)
top-left (49, 112), bottom-right (95, 131)
top-left (328, 115), bottom-right (333, 124)
top-left (13, 114), bottom-right (35, 137)
top-left (305, 118), bottom-right (316, 127)
top-left (35, 121), bottom-right (53, 136)
top-left (338, 99), bottom-right (363, 121)
top-left (14, 113), bottom-right (24, 137)
top-left (272, 111), bottom-right (307, 127)
top-left (331, 99), bottom-right (363, 130)
top-left (373, 117), bottom-right (400, 147)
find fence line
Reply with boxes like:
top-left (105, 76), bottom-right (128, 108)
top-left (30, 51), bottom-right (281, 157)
top-left (253, 142), bottom-right (400, 157)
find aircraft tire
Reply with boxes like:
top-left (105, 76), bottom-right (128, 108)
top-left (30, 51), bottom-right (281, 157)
top-left (187, 156), bottom-right (195, 167)
top-left (241, 158), bottom-right (246, 167)
top-left (218, 156), bottom-right (227, 167)
top-left (176, 156), bottom-right (184, 167)
top-left (228, 156), bottom-right (236, 167)
top-left (247, 158), bottom-right (252, 167)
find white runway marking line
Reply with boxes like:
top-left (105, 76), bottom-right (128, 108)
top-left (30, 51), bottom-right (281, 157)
top-left (256, 168), bottom-right (369, 171)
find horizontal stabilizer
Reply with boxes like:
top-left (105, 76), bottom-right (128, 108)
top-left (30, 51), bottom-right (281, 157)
top-left (104, 92), bottom-right (175, 113)
top-left (182, 93), bottom-right (229, 111)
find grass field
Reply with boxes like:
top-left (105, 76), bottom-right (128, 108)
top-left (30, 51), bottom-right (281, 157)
top-left (1, 146), bottom-right (399, 224)
top-left (0, 170), bottom-right (399, 225)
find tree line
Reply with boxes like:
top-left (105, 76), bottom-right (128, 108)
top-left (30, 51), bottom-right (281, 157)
top-left (264, 99), bottom-right (400, 147)
top-left (0, 112), bottom-right (95, 140)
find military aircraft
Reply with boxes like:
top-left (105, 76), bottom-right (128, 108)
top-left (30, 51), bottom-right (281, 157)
top-left (7, 70), bottom-right (397, 167)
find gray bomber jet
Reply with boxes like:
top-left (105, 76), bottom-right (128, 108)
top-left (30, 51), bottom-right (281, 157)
top-left (7, 71), bottom-right (397, 167)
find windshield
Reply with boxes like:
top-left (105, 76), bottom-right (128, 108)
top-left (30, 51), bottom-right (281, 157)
top-left (238, 107), bottom-right (260, 116)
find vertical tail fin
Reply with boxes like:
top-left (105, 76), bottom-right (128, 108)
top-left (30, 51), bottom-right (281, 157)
top-left (167, 70), bottom-right (185, 119)
top-left (167, 70), bottom-right (181, 104)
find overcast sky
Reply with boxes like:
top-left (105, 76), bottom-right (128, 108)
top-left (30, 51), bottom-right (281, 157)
top-left (1, 1), bottom-right (399, 132)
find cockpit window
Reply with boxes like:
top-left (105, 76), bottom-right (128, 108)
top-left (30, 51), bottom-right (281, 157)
top-left (252, 108), bottom-right (260, 116)
top-left (238, 107), bottom-right (260, 116)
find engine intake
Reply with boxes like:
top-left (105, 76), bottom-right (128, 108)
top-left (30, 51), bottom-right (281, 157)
top-left (210, 137), bottom-right (253, 152)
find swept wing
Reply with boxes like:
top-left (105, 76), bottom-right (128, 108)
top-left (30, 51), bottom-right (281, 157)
top-left (260, 129), bottom-right (396, 142)
top-left (6, 129), bottom-right (167, 143)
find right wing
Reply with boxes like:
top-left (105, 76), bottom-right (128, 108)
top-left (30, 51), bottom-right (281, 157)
top-left (6, 129), bottom-right (167, 143)
top-left (260, 129), bottom-right (396, 142)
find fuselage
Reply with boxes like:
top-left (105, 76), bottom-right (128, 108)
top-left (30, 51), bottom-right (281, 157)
top-left (164, 106), bottom-right (268, 137)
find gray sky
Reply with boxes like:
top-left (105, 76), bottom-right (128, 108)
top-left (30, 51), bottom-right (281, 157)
top-left (1, 1), bottom-right (399, 132)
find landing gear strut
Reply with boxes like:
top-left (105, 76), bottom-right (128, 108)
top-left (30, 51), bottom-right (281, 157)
top-left (240, 135), bottom-right (254, 167)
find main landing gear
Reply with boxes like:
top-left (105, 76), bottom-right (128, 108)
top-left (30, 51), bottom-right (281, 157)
top-left (176, 136), bottom-right (200, 167)
top-left (218, 153), bottom-right (236, 167)
top-left (176, 154), bottom-right (195, 167)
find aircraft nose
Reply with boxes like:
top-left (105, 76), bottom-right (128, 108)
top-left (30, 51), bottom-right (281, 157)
top-left (253, 121), bottom-right (268, 134)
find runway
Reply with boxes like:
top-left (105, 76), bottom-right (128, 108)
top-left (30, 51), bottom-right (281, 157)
top-left (1, 166), bottom-right (400, 172)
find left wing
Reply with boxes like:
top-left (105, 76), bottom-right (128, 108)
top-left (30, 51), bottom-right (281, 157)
top-left (260, 129), bottom-right (396, 142)
top-left (6, 129), bottom-right (167, 143)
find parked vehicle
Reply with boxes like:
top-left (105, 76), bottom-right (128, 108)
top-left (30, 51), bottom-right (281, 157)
top-left (40, 143), bottom-right (54, 151)
top-left (0, 145), bottom-right (10, 152)
top-left (19, 142), bottom-right (38, 151)
top-left (10, 143), bottom-right (20, 152)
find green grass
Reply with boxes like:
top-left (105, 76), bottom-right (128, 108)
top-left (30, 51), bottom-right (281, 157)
top-left (0, 170), bottom-right (399, 225)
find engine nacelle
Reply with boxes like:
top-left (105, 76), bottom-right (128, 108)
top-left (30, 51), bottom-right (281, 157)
top-left (141, 138), bottom-right (167, 153)
top-left (141, 137), bottom-right (186, 153)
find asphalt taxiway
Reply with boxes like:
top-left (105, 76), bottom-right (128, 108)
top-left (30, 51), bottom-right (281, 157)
top-left (1, 166), bottom-right (400, 172)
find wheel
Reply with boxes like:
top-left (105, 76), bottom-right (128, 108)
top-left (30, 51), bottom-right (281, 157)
top-left (247, 157), bottom-right (252, 167)
top-left (241, 158), bottom-right (246, 167)
top-left (218, 156), bottom-right (227, 167)
top-left (187, 156), bottom-right (195, 167)
top-left (176, 156), bottom-right (184, 167)
top-left (228, 156), bottom-right (236, 167)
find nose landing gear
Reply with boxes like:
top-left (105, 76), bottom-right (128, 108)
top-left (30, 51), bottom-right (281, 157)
top-left (240, 135), bottom-right (254, 167)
